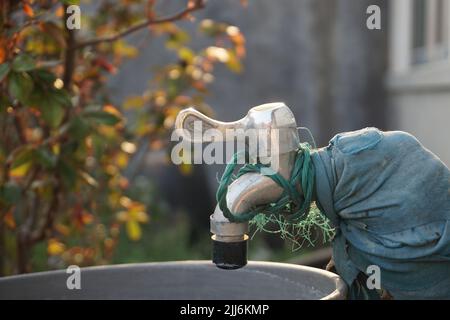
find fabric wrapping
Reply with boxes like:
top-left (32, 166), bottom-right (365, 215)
top-left (311, 127), bottom-right (450, 299)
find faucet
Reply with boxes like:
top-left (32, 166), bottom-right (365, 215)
top-left (175, 102), bottom-right (301, 269)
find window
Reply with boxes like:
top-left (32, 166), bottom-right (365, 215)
top-left (412, 0), bottom-right (449, 64)
top-left (388, 0), bottom-right (450, 89)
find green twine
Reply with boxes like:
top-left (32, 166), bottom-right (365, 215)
top-left (216, 143), bottom-right (335, 250)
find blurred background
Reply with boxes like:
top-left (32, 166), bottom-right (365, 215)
top-left (0, 0), bottom-right (449, 275)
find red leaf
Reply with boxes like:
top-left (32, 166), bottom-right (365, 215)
top-left (23, 4), bottom-right (34, 17)
top-left (94, 58), bottom-right (117, 74)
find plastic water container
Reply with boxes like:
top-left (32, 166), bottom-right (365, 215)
top-left (0, 260), bottom-right (346, 299)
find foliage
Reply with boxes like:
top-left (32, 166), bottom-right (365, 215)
top-left (250, 204), bottom-right (335, 252)
top-left (0, 0), bottom-right (245, 275)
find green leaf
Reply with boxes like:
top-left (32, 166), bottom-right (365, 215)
top-left (83, 110), bottom-right (121, 126)
top-left (41, 99), bottom-right (65, 128)
top-left (178, 47), bottom-right (195, 64)
top-left (126, 220), bottom-right (142, 241)
top-left (68, 116), bottom-right (90, 139)
top-left (199, 20), bottom-right (223, 37)
top-left (113, 40), bottom-right (138, 58)
top-left (123, 96), bottom-right (145, 109)
top-left (11, 147), bottom-right (35, 169)
top-left (225, 49), bottom-right (242, 73)
top-left (166, 30), bottom-right (190, 50)
top-left (0, 63), bottom-right (10, 82)
top-left (61, 140), bottom-right (79, 155)
top-left (61, 0), bottom-right (80, 4)
top-left (27, 86), bottom-right (68, 127)
top-left (52, 89), bottom-right (72, 108)
top-left (0, 182), bottom-right (22, 205)
top-left (41, 22), bottom-right (66, 48)
top-left (57, 160), bottom-right (76, 189)
top-left (0, 95), bottom-right (10, 112)
top-left (8, 72), bottom-right (34, 104)
top-left (36, 148), bottom-right (57, 169)
top-left (12, 54), bottom-right (36, 72)
top-left (33, 69), bottom-right (57, 83)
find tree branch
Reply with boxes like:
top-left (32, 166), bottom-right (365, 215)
top-left (63, 4), bottom-right (77, 90)
top-left (13, 113), bottom-right (26, 145)
top-left (29, 183), bottom-right (60, 245)
top-left (74, 1), bottom-right (205, 49)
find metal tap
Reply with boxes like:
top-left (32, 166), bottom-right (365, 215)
top-left (175, 102), bottom-right (300, 269)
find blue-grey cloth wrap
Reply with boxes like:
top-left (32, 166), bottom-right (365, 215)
top-left (311, 127), bottom-right (450, 299)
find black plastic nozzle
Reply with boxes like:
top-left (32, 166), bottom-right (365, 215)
top-left (212, 237), bottom-right (248, 270)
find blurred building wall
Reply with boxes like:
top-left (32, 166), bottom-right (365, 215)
top-left (387, 0), bottom-right (450, 166)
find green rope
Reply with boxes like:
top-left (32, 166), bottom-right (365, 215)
top-left (216, 143), bottom-right (335, 249)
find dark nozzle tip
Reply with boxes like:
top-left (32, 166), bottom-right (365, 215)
top-left (212, 237), bottom-right (247, 270)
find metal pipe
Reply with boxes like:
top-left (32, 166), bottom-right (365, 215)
top-left (175, 102), bottom-right (300, 269)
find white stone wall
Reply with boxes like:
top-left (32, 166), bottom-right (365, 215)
top-left (388, 90), bottom-right (450, 166)
top-left (387, 0), bottom-right (450, 167)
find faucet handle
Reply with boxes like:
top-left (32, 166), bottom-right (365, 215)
top-left (174, 107), bottom-right (246, 143)
top-left (174, 103), bottom-right (300, 156)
